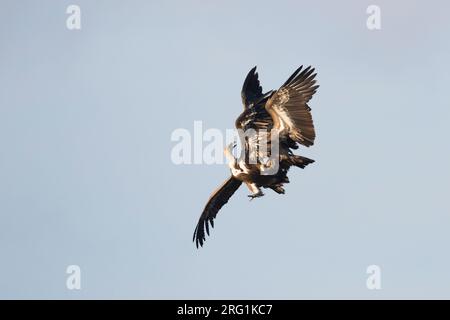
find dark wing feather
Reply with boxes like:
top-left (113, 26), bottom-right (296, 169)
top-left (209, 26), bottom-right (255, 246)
top-left (241, 66), bottom-right (264, 108)
top-left (193, 176), bottom-right (242, 248)
top-left (265, 66), bottom-right (319, 147)
top-left (236, 91), bottom-right (275, 163)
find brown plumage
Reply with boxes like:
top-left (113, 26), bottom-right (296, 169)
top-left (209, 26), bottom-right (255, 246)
top-left (193, 66), bottom-right (319, 248)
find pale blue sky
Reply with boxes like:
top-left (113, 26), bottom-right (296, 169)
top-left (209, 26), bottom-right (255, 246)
top-left (1, 0), bottom-right (450, 299)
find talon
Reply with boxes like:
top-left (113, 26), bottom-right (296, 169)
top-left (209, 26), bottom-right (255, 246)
top-left (248, 191), bottom-right (264, 201)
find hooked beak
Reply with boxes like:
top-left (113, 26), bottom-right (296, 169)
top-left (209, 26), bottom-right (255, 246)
top-left (224, 143), bottom-right (237, 165)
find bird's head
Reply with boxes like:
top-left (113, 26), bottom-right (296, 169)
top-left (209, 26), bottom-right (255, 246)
top-left (224, 142), bottom-right (237, 168)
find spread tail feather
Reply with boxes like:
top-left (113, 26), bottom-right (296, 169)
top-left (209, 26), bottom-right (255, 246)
top-left (289, 155), bottom-right (315, 169)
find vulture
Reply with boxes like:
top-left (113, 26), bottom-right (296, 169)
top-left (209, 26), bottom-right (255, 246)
top-left (193, 66), bottom-right (319, 248)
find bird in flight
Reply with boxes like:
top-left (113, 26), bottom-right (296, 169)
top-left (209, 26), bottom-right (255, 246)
top-left (193, 66), bottom-right (319, 248)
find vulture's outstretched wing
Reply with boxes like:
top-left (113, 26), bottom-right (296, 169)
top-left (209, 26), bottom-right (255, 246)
top-left (265, 66), bottom-right (319, 147)
top-left (237, 67), bottom-right (275, 163)
top-left (193, 177), bottom-right (242, 248)
top-left (241, 66), bottom-right (264, 108)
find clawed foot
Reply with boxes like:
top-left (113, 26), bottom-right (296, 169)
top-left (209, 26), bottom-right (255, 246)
top-left (248, 192), bottom-right (264, 201)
